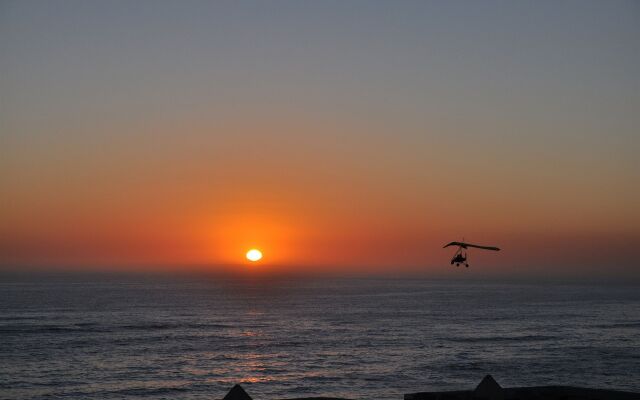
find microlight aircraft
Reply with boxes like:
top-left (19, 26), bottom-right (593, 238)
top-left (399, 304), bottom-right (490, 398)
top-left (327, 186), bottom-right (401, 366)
top-left (443, 241), bottom-right (500, 268)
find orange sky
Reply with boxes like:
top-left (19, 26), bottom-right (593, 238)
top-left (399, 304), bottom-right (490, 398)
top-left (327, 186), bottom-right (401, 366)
top-left (1, 2), bottom-right (639, 278)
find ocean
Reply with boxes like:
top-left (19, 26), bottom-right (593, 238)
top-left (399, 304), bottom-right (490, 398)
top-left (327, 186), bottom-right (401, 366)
top-left (1, 276), bottom-right (639, 399)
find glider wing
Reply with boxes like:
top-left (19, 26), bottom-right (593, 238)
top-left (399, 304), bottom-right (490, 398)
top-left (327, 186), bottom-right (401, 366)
top-left (443, 241), bottom-right (500, 251)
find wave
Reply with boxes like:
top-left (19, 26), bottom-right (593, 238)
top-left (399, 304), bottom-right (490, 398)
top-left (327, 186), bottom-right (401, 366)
top-left (91, 386), bottom-right (191, 397)
top-left (0, 324), bottom-right (112, 334)
top-left (593, 321), bottom-right (640, 329)
top-left (444, 334), bottom-right (558, 343)
top-left (0, 321), bottom-right (232, 335)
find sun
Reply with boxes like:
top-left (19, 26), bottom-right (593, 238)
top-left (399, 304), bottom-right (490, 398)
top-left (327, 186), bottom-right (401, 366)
top-left (246, 249), bottom-right (263, 262)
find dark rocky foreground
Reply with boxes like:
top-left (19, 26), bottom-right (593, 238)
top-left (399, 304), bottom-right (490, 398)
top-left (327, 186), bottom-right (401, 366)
top-left (223, 375), bottom-right (640, 400)
top-left (405, 375), bottom-right (639, 400)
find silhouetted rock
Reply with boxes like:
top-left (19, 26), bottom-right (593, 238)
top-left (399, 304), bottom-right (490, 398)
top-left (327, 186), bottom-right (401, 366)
top-left (473, 375), bottom-right (502, 400)
top-left (405, 375), bottom-right (639, 400)
top-left (224, 384), bottom-right (253, 400)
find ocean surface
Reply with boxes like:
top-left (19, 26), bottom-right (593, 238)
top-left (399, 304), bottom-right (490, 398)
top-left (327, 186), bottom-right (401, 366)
top-left (1, 276), bottom-right (639, 399)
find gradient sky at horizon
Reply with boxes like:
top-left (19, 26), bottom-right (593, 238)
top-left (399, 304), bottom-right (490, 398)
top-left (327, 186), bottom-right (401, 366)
top-left (1, 1), bottom-right (639, 277)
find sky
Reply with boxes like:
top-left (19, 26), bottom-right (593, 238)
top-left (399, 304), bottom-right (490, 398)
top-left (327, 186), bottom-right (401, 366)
top-left (1, 1), bottom-right (639, 278)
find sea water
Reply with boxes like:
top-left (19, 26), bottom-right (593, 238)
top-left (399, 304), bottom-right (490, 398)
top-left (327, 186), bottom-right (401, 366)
top-left (1, 276), bottom-right (639, 399)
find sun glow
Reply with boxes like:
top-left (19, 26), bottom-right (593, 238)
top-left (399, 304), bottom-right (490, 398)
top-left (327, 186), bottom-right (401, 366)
top-left (246, 249), bottom-right (263, 262)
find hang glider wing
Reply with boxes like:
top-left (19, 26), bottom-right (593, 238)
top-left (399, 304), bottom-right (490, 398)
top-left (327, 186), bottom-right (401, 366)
top-left (443, 241), bottom-right (500, 251)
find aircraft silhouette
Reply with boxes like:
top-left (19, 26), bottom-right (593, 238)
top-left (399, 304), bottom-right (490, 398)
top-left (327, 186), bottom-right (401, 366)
top-left (443, 241), bottom-right (500, 268)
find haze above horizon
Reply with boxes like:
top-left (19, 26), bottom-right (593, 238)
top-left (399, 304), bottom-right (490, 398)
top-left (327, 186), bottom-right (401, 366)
top-left (1, 1), bottom-right (639, 279)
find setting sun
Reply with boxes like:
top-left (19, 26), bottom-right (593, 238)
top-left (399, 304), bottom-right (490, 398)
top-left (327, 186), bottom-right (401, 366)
top-left (246, 249), bottom-right (263, 262)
